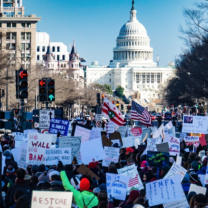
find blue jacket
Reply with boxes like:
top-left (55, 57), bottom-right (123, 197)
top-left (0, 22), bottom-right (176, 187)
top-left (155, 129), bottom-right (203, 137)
top-left (197, 166), bottom-right (206, 175)
top-left (182, 183), bottom-right (190, 195)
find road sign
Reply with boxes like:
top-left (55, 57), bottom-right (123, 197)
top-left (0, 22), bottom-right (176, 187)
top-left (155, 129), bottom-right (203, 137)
top-left (95, 114), bottom-right (102, 128)
top-left (96, 121), bottom-right (102, 127)
top-left (39, 110), bottom-right (55, 129)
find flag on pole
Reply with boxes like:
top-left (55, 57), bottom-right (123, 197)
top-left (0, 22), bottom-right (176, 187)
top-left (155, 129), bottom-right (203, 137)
top-left (102, 97), bottom-right (124, 126)
top-left (131, 100), bottom-right (152, 126)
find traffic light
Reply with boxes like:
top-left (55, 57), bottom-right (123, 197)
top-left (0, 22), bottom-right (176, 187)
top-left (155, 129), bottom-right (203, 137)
top-left (16, 68), bottom-right (28, 99)
top-left (48, 79), bottom-right (55, 102)
top-left (121, 104), bottom-right (124, 110)
top-left (112, 101), bottom-right (115, 104)
top-left (39, 79), bottom-right (47, 102)
top-left (116, 101), bottom-right (119, 108)
top-left (102, 94), bottom-right (105, 103)
top-left (14, 109), bottom-right (20, 115)
top-left (127, 105), bottom-right (131, 110)
top-left (97, 93), bottom-right (100, 104)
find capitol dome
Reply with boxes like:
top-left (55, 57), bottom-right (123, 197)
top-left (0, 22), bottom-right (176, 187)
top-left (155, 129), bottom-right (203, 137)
top-left (110, 0), bottom-right (157, 67)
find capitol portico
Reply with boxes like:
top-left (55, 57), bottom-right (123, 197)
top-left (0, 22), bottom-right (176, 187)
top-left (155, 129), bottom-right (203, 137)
top-left (86, 0), bottom-right (175, 111)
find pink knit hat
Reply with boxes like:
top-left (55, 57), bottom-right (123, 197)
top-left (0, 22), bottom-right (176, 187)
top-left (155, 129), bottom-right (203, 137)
top-left (141, 161), bottom-right (147, 168)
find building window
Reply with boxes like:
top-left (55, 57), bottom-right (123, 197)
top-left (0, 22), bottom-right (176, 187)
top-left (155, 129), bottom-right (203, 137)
top-left (0, 23), bottom-right (1, 27)
top-left (7, 23), bottom-right (11, 28)
top-left (27, 23), bottom-right (31, 28)
top-left (42, 46), bottom-right (45, 52)
top-left (12, 33), bottom-right (16, 40)
top-left (125, 78), bottom-right (128, 82)
top-left (37, 46), bottom-right (40, 52)
top-left (57, 46), bottom-right (60, 52)
top-left (21, 23), bottom-right (25, 28)
top-left (37, 55), bottom-right (39, 60)
top-left (61, 64), bottom-right (63, 68)
top-left (151, 73), bottom-right (154, 83)
top-left (6, 43), bottom-right (10, 50)
top-left (62, 55), bottom-right (65, 60)
top-left (52, 46), bottom-right (55, 52)
top-left (21, 43), bottom-right (25, 51)
top-left (21, 33), bottom-right (25, 40)
top-left (142, 73), bottom-right (145, 83)
top-left (64, 64), bottom-right (66, 68)
top-left (157, 73), bottom-right (161, 83)
top-left (146, 73), bottom-right (150, 83)
top-left (136, 73), bottom-right (140, 83)
top-left (11, 43), bottom-right (15, 50)
top-left (57, 55), bottom-right (59, 61)
top-left (26, 43), bottom-right (30, 50)
top-left (26, 33), bottom-right (31, 40)
top-left (12, 23), bottom-right (16, 28)
top-left (42, 55), bottom-right (44, 60)
top-left (109, 79), bottom-right (111, 82)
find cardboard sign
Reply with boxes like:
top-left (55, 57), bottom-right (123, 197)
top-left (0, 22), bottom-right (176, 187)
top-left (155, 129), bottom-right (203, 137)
top-left (117, 164), bottom-right (144, 194)
top-left (109, 132), bottom-right (123, 146)
top-left (26, 133), bottom-right (52, 165)
top-left (39, 110), bottom-right (55, 129)
top-left (146, 176), bottom-right (183, 206)
top-left (117, 126), bottom-right (127, 137)
top-left (106, 173), bottom-right (129, 200)
top-left (156, 142), bottom-right (169, 153)
top-left (45, 148), bottom-right (71, 166)
top-left (165, 121), bottom-right (173, 130)
top-left (74, 125), bottom-right (91, 143)
top-left (59, 136), bottom-right (81, 161)
top-left (166, 137), bottom-right (180, 156)
top-left (189, 184), bottom-right (206, 195)
top-left (12, 132), bottom-right (28, 148)
top-left (77, 164), bottom-right (100, 181)
top-left (153, 124), bottom-right (164, 139)
top-left (176, 156), bottom-right (182, 165)
top-left (49, 119), bottom-right (70, 136)
top-left (102, 135), bottom-right (113, 147)
top-left (130, 127), bottom-right (142, 137)
top-left (31, 191), bottom-right (73, 208)
top-left (164, 163), bottom-right (186, 182)
top-left (102, 147), bottom-right (120, 167)
top-left (89, 129), bottom-right (101, 141)
top-left (182, 115), bottom-right (208, 134)
top-left (19, 144), bottom-right (29, 170)
top-left (147, 137), bottom-right (162, 151)
top-left (147, 151), bottom-right (170, 168)
top-left (122, 136), bottom-right (135, 148)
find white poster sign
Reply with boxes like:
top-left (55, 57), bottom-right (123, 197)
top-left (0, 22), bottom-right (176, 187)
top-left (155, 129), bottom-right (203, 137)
top-left (102, 147), bottom-right (119, 167)
top-left (106, 121), bottom-right (115, 134)
top-left (164, 136), bottom-right (180, 156)
top-left (45, 148), bottom-right (71, 166)
top-left (182, 115), bottom-right (208, 134)
top-left (165, 121), bottom-right (173, 130)
top-left (152, 124), bottom-right (164, 139)
top-left (122, 136), bottom-right (134, 148)
top-left (146, 176), bottom-right (183, 206)
top-left (39, 110), bottom-right (55, 129)
top-left (31, 191), bottom-right (73, 208)
top-left (74, 125), bottom-right (91, 143)
top-left (117, 126), bottom-right (127, 137)
top-left (106, 173), bottom-right (129, 200)
top-left (147, 137), bottom-right (162, 152)
top-left (117, 164), bottom-right (144, 194)
top-left (184, 136), bottom-right (199, 143)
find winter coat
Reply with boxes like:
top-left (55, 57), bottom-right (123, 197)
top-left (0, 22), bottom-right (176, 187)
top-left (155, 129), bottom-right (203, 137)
top-left (60, 171), bottom-right (98, 208)
top-left (182, 183), bottom-right (190, 195)
top-left (197, 165), bottom-right (206, 175)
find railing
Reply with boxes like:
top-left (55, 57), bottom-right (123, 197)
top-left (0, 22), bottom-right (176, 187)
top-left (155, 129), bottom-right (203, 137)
top-left (2, 7), bottom-right (14, 11)
top-left (3, 0), bottom-right (14, 3)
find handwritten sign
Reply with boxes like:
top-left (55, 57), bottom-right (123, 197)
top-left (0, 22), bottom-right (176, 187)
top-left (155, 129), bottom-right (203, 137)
top-left (102, 147), bottom-right (119, 167)
top-left (184, 136), bottom-right (199, 146)
top-left (146, 176), bottom-right (183, 206)
top-left (77, 164), bottom-right (100, 181)
top-left (166, 137), bottom-right (180, 156)
top-left (156, 143), bottom-right (169, 153)
top-left (189, 184), bottom-right (206, 195)
top-left (165, 121), bottom-right (173, 130)
top-left (142, 128), bottom-right (151, 141)
top-left (26, 133), bottom-right (52, 165)
top-left (153, 124), bottom-right (164, 139)
top-left (164, 163), bottom-right (187, 182)
top-left (49, 119), bottom-right (70, 136)
top-left (45, 148), bottom-right (71, 166)
top-left (130, 127), bottom-right (142, 137)
top-left (39, 110), bottom-right (55, 129)
top-left (89, 129), bottom-right (101, 141)
top-left (117, 164), bottom-right (144, 194)
top-left (74, 125), bottom-right (91, 143)
top-left (19, 147), bottom-right (29, 170)
top-left (12, 132), bottom-right (28, 148)
top-left (147, 151), bottom-right (170, 168)
top-left (59, 136), bottom-right (81, 161)
top-left (117, 126), bottom-right (127, 137)
top-left (106, 173), bottom-right (129, 200)
top-left (182, 115), bottom-right (208, 134)
top-left (106, 122), bottom-right (115, 134)
top-left (147, 137), bottom-right (162, 151)
top-left (31, 191), bottom-right (73, 208)
top-left (122, 136), bottom-right (135, 148)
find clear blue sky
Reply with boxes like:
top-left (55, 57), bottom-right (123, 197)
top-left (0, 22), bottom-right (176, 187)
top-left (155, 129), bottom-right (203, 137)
top-left (24, 0), bottom-right (196, 67)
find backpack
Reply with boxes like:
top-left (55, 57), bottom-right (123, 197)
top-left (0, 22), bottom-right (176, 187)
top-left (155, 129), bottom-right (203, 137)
top-left (5, 184), bottom-right (32, 208)
top-left (5, 177), bottom-right (15, 189)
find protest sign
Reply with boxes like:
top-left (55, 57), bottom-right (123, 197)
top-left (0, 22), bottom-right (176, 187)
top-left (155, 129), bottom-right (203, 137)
top-left (122, 136), bottom-right (134, 148)
top-left (165, 121), bottom-right (173, 130)
top-left (106, 121), bottom-right (115, 134)
top-left (19, 143), bottom-right (29, 170)
top-left (134, 138), bottom-right (140, 149)
top-left (106, 173), bottom-right (129, 200)
top-left (189, 184), bottom-right (206, 195)
top-left (26, 133), bottom-right (52, 165)
top-left (12, 132), bottom-right (28, 148)
top-left (163, 191), bottom-right (189, 208)
top-left (45, 148), bottom-right (71, 166)
top-left (102, 135), bottom-right (113, 147)
top-left (102, 147), bottom-right (119, 167)
top-left (176, 156), bottom-right (182, 165)
top-left (39, 110), bottom-right (55, 129)
top-left (198, 174), bottom-right (205, 187)
top-left (182, 115), bottom-right (208, 134)
top-left (164, 163), bottom-right (186, 182)
top-left (89, 128), bottom-right (101, 141)
top-left (156, 142), bottom-right (169, 153)
top-left (130, 127), bottom-right (142, 137)
top-left (117, 126), bottom-right (127, 137)
top-left (184, 136), bottom-right (199, 146)
top-left (117, 164), bottom-right (144, 194)
top-left (146, 176), bottom-right (183, 206)
top-left (147, 151), bottom-right (169, 168)
top-left (164, 136), bottom-right (180, 156)
top-left (59, 136), bottom-right (81, 161)
top-left (153, 124), bottom-right (164, 139)
top-left (74, 125), bottom-right (91, 143)
top-left (77, 164), bottom-right (100, 180)
top-left (111, 139), bottom-right (121, 147)
top-left (80, 133), bottom-right (104, 164)
top-left (147, 137), bottom-right (162, 151)
top-left (31, 191), bottom-right (73, 208)
top-left (110, 132), bottom-right (123, 146)
top-left (49, 119), bottom-right (70, 136)
top-left (142, 128), bottom-right (151, 142)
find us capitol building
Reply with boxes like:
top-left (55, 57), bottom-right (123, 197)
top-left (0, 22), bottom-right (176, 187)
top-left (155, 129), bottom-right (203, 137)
top-left (85, 1), bottom-right (175, 111)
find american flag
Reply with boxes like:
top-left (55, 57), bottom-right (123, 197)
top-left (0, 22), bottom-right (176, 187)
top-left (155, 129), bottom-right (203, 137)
top-left (128, 174), bottom-right (139, 187)
top-left (131, 100), bottom-right (152, 126)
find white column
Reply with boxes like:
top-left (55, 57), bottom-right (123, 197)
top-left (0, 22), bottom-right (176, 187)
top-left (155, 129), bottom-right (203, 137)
top-left (20, 0), bottom-right (22, 7)
top-left (1, 0), bottom-right (3, 7)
